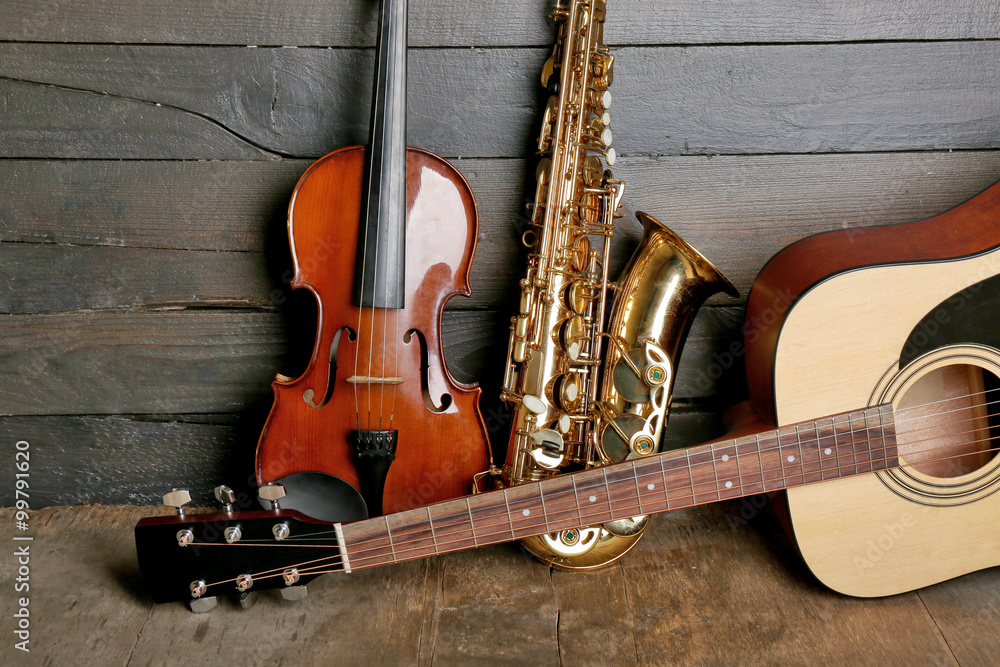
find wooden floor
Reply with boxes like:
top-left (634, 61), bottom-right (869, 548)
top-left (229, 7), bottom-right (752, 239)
top-left (2, 504), bottom-right (997, 665)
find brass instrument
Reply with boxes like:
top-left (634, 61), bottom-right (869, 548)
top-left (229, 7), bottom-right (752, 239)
top-left (492, 0), bottom-right (738, 570)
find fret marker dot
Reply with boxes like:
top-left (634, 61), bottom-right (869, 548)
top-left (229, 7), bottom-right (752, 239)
top-left (787, 455), bottom-right (795, 462)
top-left (522, 509), bottom-right (530, 517)
top-left (588, 495), bottom-right (596, 503)
top-left (647, 484), bottom-right (655, 491)
top-left (824, 448), bottom-right (832, 455)
top-left (721, 454), bottom-right (729, 462)
top-left (725, 481), bottom-right (733, 489)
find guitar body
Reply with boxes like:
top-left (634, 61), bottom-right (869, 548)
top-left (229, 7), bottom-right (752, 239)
top-left (745, 182), bottom-right (1000, 596)
top-left (256, 146), bottom-right (491, 515)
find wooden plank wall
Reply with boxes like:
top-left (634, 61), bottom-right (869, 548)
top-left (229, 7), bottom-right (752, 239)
top-left (1, 0), bottom-right (999, 506)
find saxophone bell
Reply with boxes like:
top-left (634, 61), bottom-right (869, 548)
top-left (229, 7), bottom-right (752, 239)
top-left (519, 212), bottom-right (737, 571)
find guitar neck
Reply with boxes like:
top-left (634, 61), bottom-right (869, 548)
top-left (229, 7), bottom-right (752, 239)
top-left (338, 405), bottom-right (898, 572)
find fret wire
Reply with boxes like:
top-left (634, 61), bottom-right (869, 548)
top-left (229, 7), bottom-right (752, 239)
top-left (849, 413), bottom-right (859, 475)
top-left (539, 484), bottom-right (551, 533)
top-left (776, 427), bottom-right (788, 488)
top-left (755, 432), bottom-right (765, 490)
top-left (658, 454), bottom-right (668, 507)
top-left (466, 497), bottom-right (478, 547)
top-left (571, 475), bottom-right (583, 525)
top-left (427, 506), bottom-right (438, 554)
top-left (634, 460), bottom-right (646, 514)
top-left (793, 424), bottom-right (803, 484)
top-left (384, 515), bottom-right (396, 562)
top-left (806, 420), bottom-right (820, 483)
top-left (683, 448), bottom-right (692, 507)
top-left (831, 414), bottom-right (841, 479)
top-left (735, 438), bottom-right (744, 491)
top-left (502, 488), bottom-right (515, 540)
top-left (602, 467), bottom-right (612, 519)
top-left (662, 455), bottom-right (672, 510)
top-left (817, 418), bottom-right (827, 480)
top-left (709, 441), bottom-right (721, 496)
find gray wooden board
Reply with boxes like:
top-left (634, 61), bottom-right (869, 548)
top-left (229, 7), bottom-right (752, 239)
top-left (2, 41), bottom-right (999, 159)
top-left (0, 407), bottom-right (723, 507)
top-left (3, 505), bottom-right (996, 664)
top-left (0, 307), bottom-right (743, 418)
top-left (4, 151), bottom-right (1000, 314)
top-left (2, 0), bottom-right (999, 46)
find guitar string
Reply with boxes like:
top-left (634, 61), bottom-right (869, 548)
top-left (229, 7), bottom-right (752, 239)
top-left (191, 426), bottom-right (1000, 589)
top-left (894, 387), bottom-right (1000, 422)
top-left (194, 441), bottom-right (1000, 589)
top-left (243, 403), bottom-right (998, 553)
top-left (196, 389), bottom-right (1000, 582)
top-left (209, 399), bottom-right (999, 562)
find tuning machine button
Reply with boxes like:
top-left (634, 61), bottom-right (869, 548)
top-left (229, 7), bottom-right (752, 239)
top-left (188, 597), bottom-right (217, 613)
top-left (258, 482), bottom-right (286, 510)
top-left (280, 586), bottom-right (309, 602)
top-left (213, 485), bottom-right (236, 512)
top-left (163, 489), bottom-right (191, 516)
top-left (238, 591), bottom-right (258, 609)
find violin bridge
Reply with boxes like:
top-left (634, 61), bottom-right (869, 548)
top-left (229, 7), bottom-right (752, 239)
top-left (346, 376), bottom-right (405, 385)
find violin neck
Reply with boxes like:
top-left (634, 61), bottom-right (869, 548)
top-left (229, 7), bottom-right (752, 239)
top-left (355, 0), bottom-right (408, 309)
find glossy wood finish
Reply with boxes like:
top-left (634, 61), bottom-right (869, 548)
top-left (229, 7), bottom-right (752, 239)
top-left (256, 145), bottom-right (491, 514)
top-left (745, 180), bottom-right (1000, 421)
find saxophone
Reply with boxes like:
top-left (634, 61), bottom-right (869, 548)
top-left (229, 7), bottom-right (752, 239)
top-left (494, 0), bottom-right (738, 570)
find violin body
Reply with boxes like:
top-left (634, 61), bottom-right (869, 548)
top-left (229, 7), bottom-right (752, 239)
top-left (256, 145), bottom-right (491, 515)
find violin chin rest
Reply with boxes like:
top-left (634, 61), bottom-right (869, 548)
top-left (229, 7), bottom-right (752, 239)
top-left (259, 471), bottom-right (369, 523)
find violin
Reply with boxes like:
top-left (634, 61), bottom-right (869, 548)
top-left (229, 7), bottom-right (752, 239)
top-left (255, 0), bottom-right (491, 519)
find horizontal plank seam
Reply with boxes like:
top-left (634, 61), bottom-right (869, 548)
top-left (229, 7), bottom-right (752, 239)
top-left (2, 37), bottom-right (999, 49)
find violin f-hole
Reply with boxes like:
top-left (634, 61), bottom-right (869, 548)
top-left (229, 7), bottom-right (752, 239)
top-left (404, 328), bottom-right (453, 414)
top-left (304, 326), bottom-right (355, 409)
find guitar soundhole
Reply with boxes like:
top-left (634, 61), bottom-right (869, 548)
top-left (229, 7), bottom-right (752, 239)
top-left (895, 363), bottom-right (1000, 478)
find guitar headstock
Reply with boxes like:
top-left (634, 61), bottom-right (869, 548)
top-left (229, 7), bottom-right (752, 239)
top-left (135, 500), bottom-right (346, 607)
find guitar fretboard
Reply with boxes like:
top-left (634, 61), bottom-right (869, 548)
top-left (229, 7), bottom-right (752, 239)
top-left (339, 405), bottom-right (897, 571)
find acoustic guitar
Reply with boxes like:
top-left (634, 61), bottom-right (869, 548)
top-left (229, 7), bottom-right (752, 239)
top-left (135, 182), bottom-right (1000, 606)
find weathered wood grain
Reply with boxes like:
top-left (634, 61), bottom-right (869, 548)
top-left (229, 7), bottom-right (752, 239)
top-left (7, 504), bottom-right (997, 665)
top-left (5, 152), bottom-right (1000, 315)
top-left (918, 569), bottom-right (1000, 665)
top-left (0, 406), bottom-right (723, 506)
top-left (2, 41), bottom-right (998, 159)
top-left (0, 308), bottom-right (742, 418)
top-left (2, 0), bottom-right (998, 46)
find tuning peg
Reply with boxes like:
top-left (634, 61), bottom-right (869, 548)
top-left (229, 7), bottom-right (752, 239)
top-left (258, 482), bottom-right (286, 509)
top-left (280, 586), bottom-right (308, 602)
top-left (213, 485), bottom-right (236, 512)
top-left (162, 489), bottom-right (191, 516)
top-left (188, 596), bottom-right (217, 613)
top-left (237, 591), bottom-right (258, 609)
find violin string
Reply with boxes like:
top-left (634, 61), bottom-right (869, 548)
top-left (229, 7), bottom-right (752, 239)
top-left (197, 439), bottom-right (1000, 588)
top-left (192, 412), bottom-right (1000, 590)
top-left (356, 1), bottom-right (389, 432)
